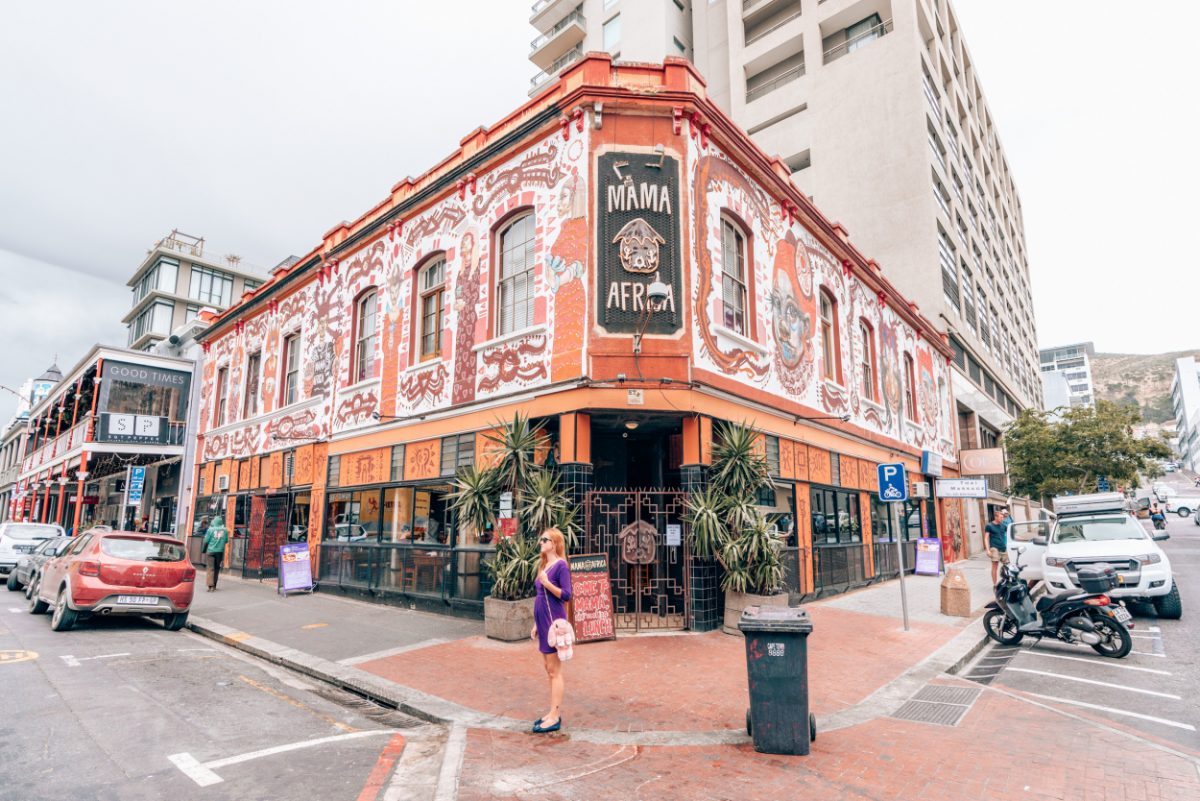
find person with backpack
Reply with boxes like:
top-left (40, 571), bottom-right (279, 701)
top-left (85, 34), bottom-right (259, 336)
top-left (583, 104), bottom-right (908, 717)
top-left (202, 516), bottom-right (230, 591)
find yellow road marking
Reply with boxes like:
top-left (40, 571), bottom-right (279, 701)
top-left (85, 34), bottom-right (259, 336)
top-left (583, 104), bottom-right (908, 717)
top-left (237, 675), bottom-right (357, 733)
top-left (227, 632), bottom-right (251, 642)
top-left (301, 623), bottom-right (328, 630)
top-left (0, 650), bottom-right (38, 664)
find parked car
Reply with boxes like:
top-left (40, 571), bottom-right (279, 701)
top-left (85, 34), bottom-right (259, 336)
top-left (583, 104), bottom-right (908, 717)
top-left (1164, 495), bottom-right (1200, 517)
top-left (1194, 508), bottom-right (1200, 527)
top-left (1153, 484), bottom-right (1176, 501)
top-left (0, 522), bottom-right (65, 578)
top-left (6, 535), bottom-right (71, 592)
top-left (29, 529), bottom-right (196, 632)
top-left (1008, 492), bottom-right (1180, 619)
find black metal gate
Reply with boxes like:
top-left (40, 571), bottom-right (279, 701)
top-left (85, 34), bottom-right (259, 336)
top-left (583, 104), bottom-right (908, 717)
top-left (583, 489), bottom-right (688, 632)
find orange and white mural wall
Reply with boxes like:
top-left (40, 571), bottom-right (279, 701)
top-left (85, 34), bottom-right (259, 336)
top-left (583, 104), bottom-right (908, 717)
top-left (686, 139), bottom-right (958, 464)
top-left (197, 129), bottom-right (590, 463)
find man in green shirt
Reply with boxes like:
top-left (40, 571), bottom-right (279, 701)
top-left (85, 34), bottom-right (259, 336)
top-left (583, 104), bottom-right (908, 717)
top-left (985, 508), bottom-right (1009, 585)
top-left (202, 516), bottom-right (230, 591)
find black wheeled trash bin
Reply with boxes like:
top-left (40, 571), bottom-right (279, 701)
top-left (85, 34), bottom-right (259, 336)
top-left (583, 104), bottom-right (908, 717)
top-left (738, 605), bottom-right (815, 755)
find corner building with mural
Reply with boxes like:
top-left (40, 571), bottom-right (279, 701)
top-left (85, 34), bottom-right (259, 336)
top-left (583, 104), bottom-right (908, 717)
top-left (191, 55), bottom-right (966, 631)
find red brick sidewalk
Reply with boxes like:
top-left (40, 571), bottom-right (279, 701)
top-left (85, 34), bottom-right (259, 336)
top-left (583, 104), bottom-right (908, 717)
top-left (453, 685), bottom-right (1200, 801)
top-left (358, 606), bottom-right (961, 731)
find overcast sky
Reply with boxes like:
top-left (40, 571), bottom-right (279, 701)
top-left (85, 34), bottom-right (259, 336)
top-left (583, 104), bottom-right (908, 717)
top-left (1, 1), bottom-right (1195, 425)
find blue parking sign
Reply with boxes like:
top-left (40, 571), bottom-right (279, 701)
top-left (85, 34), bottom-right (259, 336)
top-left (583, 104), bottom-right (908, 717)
top-left (877, 463), bottom-right (909, 502)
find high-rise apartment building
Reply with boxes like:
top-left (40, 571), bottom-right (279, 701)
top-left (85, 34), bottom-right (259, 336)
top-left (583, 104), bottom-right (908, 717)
top-left (123, 230), bottom-right (266, 352)
top-left (1039, 342), bottom-right (1096, 410)
top-left (529, 0), bottom-right (1043, 541)
top-left (1170, 356), bottom-right (1200, 472)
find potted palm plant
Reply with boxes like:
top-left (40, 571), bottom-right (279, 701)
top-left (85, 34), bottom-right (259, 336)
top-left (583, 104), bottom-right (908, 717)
top-left (685, 420), bottom-right (788, 634)
top-left (450, 413), bottom-right (579, 641)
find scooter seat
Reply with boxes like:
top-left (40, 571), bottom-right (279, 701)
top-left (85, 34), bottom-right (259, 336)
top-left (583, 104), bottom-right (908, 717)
top-left (1036, 593), bottom-right (1076, 613)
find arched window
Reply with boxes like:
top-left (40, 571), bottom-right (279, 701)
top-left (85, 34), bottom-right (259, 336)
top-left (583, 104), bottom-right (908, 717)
top-left (418, 257), bottom-right (446, 361)
top-left (858, 319), bottom-right (878, 402)
top-left (720, 217), bottom-right (748, 335)
top-left (819, 289), bottom-right (841, 383)
top-left (496, 214), bottom-right (535, 335)
top-left (354, 290), bottom-right (379, 383)
top-left (903, 353), bottom-right (919, 422)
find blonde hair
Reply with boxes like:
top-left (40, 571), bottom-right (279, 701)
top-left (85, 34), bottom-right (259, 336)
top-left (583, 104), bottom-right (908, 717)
top-left (538, 527), bottom-right (567, 572)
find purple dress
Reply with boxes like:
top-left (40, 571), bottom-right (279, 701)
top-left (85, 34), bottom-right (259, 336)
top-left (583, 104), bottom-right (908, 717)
top-left (534, 559), bottom-right (573, 655)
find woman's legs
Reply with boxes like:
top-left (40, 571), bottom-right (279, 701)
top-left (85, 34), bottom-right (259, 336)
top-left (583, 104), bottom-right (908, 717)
top-left (541, 651), bottom-right (563, 725)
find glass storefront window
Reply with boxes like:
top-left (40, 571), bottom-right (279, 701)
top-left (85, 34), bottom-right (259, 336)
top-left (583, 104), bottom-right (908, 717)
top-left (811, 486), bottom-right (862, 544)
top-left (383, 487), bottom-right (414, 541)
top-left (326, 485), bottom-right (457, 547)
top-left (871, 498), bottom-right (897, 542)
top-left (192, 495), bottom-right (225, 536)
top-left (289, 492), bottom-right (310, 542)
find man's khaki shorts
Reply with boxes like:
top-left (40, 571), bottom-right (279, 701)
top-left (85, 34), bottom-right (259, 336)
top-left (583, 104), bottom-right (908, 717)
top-left (988, 547), bottom-right (1009, 564)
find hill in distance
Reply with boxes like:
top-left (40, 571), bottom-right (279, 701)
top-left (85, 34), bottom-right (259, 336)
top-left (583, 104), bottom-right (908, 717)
top-left (1091, 349), bottom-right (1200, 423)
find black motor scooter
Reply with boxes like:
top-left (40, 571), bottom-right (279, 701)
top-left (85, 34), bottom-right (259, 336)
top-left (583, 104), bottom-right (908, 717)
top-left (983, 548), bottom-right (1133, 658)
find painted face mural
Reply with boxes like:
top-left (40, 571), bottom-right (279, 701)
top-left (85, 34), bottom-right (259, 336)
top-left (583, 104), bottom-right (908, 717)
top-left (918, 347), bottom-right (939, 431)
top-left (880, 322), bottom-right (901, 416)
top-left (769, 233), bottom-right (817, 394)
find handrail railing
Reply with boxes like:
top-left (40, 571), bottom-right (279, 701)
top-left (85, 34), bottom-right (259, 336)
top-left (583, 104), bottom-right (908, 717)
top-left (745, 62), bottom-right (805, 102)
top-left (530, 9), bottom-right (585, 51)
top-left (823, 18), bottom-right (893, 64)
top-left (745, 7), bottom-right (803, 45)
top-left (530, 46), bottom-right (583, 90)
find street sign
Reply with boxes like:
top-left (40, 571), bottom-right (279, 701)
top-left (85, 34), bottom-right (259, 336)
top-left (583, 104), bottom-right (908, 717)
top-left (498, 491), bottom-right (513, 519)
top-left (877, 463), bottom-right (909, 502)
top-left (921, 450), bottom-right (943, 477)
top-left (934, 478), bottom-right (988, 498)
top-left (127, 466), bottom-right (146, 506)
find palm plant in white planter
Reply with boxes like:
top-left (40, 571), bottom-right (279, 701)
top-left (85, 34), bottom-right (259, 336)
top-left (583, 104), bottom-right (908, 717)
top-left (684, 421), bottom-right (788, 634)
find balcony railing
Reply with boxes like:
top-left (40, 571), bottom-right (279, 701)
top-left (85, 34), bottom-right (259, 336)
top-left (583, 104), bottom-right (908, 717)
top-left (530, 8), bottom-right (585, 52)
top-left (745, 7), bottom-right (803, 46)
top-left (745, 62), bottom-right (805, 102)
top-left (824, 18), bottom-right (893, 64)
top-left (530, 46), bottom-right (583, 91)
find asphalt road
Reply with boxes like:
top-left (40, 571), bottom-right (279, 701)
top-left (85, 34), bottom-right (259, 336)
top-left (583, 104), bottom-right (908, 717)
top-left (0, 595), bottom-right (442, 801)
top-left (964, 472), bottom-right (1200, 750)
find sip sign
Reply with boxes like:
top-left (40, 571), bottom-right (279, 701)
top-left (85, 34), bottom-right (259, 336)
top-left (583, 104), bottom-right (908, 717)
top-left (877, 463), bottom-right (909, 502)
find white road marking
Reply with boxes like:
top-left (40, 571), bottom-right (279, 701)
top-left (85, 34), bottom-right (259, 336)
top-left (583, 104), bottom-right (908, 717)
top-left (59, 652), bottom-right (130, 668)
top-left (1147, 626), bottom-right (1161, 633)
top-left (168, 753), bottom-right (223, 788)
top-left (1005, 667), bottom-right (1180, 699)
top-left (1026, 692), bottom-right (1196, 732)
top-left (8, 608), bottom-right (23, 613)
top-left (1019, 650), bottom-right (1171, 675)
top-left (170, 730), bottom-right (398, 786)
top-left (434, 725), bottom-right (468, 801)
top-left (1130, 650), bottom-right (1166, 658)
top-left (966, 672), bottom-right (1000, 679)
top-left (338, 638), bottom-right (450, 666)
top-left (1128, 633), bottom-right (1162, 639)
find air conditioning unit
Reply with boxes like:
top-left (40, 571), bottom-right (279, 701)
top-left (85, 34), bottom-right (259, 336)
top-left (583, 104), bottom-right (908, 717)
top-left (216, 475), bottom-right (230, 492)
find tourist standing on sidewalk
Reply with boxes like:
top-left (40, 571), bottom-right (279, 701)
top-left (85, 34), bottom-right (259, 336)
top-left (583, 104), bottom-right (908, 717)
top-left (985, 509), bottom-right (1008, 585)
top-left (532, 527), bottom-right (572, 734)
top-left (203, 516), bottom-right (230, 592)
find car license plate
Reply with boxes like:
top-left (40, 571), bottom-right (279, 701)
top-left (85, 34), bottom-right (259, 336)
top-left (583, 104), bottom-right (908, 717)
top-left (15, 544), bottom-right (35, 553)
top-left (1113, 607), bottom-right (1132, 623)
top-left (117, 595), bottom-right (158, 606)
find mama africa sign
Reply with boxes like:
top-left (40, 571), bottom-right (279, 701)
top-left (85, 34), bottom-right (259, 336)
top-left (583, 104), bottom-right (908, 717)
top-left (597, 151), bottom-right (681, 335)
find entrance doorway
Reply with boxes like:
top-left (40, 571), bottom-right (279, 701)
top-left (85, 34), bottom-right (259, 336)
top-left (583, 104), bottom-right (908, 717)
top-left (583, 489), bottom-right (688, 631)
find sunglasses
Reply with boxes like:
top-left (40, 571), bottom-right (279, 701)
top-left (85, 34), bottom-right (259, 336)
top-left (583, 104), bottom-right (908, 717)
top-left (538, 536), bottom-right (551, 543)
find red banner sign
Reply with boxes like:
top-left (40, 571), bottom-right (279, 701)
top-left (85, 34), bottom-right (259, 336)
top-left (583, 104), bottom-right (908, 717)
top-left (567, 553), bottom-right (616, 643)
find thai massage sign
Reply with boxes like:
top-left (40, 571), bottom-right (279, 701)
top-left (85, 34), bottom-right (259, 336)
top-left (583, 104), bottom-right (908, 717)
top-left (597, 151), bottom-right (681, 334)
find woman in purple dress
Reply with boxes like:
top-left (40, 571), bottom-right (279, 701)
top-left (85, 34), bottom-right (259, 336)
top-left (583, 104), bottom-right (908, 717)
top-left (532, 527), bottom-right (572, 733)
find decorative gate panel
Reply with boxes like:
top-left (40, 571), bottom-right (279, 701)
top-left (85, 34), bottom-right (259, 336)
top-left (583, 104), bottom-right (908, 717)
top-left (583, 490), bottom-right (688, 631)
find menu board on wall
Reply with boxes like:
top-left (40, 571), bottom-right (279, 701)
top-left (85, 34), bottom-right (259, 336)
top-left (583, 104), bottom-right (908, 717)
top-left (567, 553), bottom-right (616, 643)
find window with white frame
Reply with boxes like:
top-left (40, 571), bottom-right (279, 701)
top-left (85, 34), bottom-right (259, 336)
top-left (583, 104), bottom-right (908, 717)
top-left (189, 265), bottom-right (234, 307)
top-left (720, 218), bottom-right (748, 335)
top-left (903, 353), bottom-right (919, 422)
top-left (418, 258), bottom-right (445, 361)
top-left (282, 332), bottom-right (301, 407)
top-left (497, 214), bottom-right (535, 335)
top-left (355, 290), bottom-right (378, 382)
top-left (214, 367), bottom-right (228, 428)
top-left (603, 15), bottom-right (621, 52)
top-left (858, 320), bottom-right (877, 402)
top-left (244, 351), bottom-right (261, 418)
top-left (819, 289), bottom-right (841, 383)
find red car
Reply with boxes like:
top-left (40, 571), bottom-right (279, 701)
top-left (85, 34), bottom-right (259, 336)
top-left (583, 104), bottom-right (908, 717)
top-left (29, 529), bottom-right (196, 632)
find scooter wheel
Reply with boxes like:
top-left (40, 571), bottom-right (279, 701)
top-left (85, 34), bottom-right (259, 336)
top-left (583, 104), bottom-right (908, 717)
top-left (984, 609), bottom-right (1024, 645)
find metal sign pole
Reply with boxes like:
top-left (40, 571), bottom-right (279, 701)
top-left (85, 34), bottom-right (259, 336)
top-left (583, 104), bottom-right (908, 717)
top-left (893, 501), bottom-right (910, 631)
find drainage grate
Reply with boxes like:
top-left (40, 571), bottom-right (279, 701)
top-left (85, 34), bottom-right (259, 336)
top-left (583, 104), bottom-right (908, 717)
top-left (891, 685), bottom-right (981, 727)
top-left (964, 646), bottom-right (1019, 685)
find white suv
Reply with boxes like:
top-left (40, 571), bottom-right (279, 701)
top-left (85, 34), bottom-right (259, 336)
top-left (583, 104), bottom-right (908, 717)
top-left (0, 522), bottom-right (66, 577)
top-left (1008, 493), bottom-right (1180, 619)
